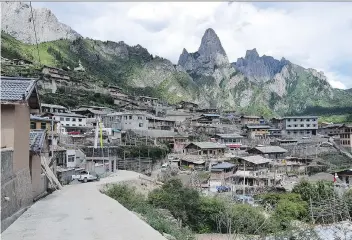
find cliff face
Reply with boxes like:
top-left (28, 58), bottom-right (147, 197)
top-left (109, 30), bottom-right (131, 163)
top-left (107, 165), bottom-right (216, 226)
top-left (1, 2), bottom-right (351, 116)
top-left (1, 2), bottom-right (81, 44)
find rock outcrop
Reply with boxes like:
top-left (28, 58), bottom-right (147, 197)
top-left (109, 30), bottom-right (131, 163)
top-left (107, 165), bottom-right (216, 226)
top-left (1, 2), bottom-right (81, 44)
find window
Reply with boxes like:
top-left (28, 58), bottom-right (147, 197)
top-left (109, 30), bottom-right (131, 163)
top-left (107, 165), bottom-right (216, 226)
top-left (313, 124), bottom-right (316, 127)
top-left (40, 122), bottom-right (47, 129)
top-left (288, 125), bottom-right (291, 127)
top-left (124, 116), bottom-right (127, 120)
top-left (307, 124), bottom-right (310, 127)
top-left (66, 124), bottom-right (69, 126)
top-left (312, 119), bottom-right (316, 121)
top-left (293, 131), bottom-right (297, 134)
top-left (300, 119), bottom-right (303, 121)
top-left (78, 118), bottom-right (82, 122)
top-left (138, 116), bottom-right (143, 120)
top-left (294, 125), bottom-right (297, 127)
top-left (307, 119), bottom-right (310, 122)
top-left (287, 119), bottom-right (291, 122)
top-left (60, 117), bottom-right (64, 121)
top-left (67, 155), bottom-right (75, 162)
top-left (72, 124), bottom-right (76, 126)
top-left (30, 122), bottom-right (36, 129)
top-left (129, 115), bottom-right (132, 120)
top-left (79, 124), bottom-right (82, 126)
top-left (300, 124), bottom-right (304, 127)
top-left (294, 119), bottom-right (297, 122)
top-left (66, 118), bottom-right (70, 121)
top-left (139, 123), bottom-right (144, 127)
top-left (300, 131), bottom-right (304, 134)
top-left (72, 118), bottom-right (76, 122)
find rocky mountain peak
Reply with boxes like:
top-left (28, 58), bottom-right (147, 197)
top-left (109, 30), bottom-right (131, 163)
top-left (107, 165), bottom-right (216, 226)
top-left (245, 48), bottom-right (259, 60)
top-left (198, 28), bottom-right (227, 61)
top-left (1, 1), bottom-right (81, 44)
top-left (233, 49), bottom-right (289, 83)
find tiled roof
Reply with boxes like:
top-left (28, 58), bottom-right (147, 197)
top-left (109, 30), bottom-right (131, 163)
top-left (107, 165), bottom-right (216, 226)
top-left (29, 130), bottom-right (46, 153)
top-left (1, 76), bottom-right (37, 102)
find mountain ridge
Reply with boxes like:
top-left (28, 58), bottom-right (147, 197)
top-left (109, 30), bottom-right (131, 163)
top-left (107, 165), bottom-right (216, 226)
top-left (1, 2), bottom-right (352, 116)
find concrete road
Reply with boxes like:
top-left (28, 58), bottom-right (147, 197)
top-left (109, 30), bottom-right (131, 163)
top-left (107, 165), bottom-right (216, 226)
top-left (2, 171), bottom-right (167, 240)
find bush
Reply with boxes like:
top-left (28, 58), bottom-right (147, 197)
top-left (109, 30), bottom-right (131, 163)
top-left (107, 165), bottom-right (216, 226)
top-left (292, 180), bottom-right (334, 202)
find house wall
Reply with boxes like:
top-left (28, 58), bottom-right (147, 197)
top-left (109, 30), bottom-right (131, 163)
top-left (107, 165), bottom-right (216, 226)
top-left (283, 117), bottom-right (318, 136)
top-left (1, 149), bottom-right (33, 232)
top-left (340, 127), bottom-right (352, 151)
top-left (1, 105), bottom-right (15, 149)
top-left (54, 115), bottom-right (87, 127)
top-left (241, 118), bottom-right (260, 125)
top-left (30, 120), bottom-right (57, 131)
top-left (66, 149), bottom-right (77, 168)
top-left (29, 154), bottom-right (47, 199)
top-left (13, 104), bottom-right (31, 172)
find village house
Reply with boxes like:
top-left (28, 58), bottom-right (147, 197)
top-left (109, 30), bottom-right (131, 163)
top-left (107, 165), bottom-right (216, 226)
top-left (103, 112), bottom-right (148, 131)
top-left (215, 133), bottom-right (243, 148)
top-left (282, 116), bottom-right (318, 137)
top-left (210, 162), bottom-right (237, 181)
top-left (42, 112), bottom-right (87, 128)
top-left (107, 85), bottom-right (128, 98)
top-left (318, 123), bottom-right (343, 137)
top-left (135, 96), bottom-right (159, 106)
top-left (247, 146), bottom-right (288, 159)
top-left (240, 115), bottom-right (263, 125)
top-left (268, 128), bottom-right (282, 138)
top-left (334, 169), bottom-right (352, 185)
top-left (165, 110), bottom-right (192, 123)
top-left (245, 125), bottom-right (272, 138)
top-left (339, 124), bottom-right (352, 151)
top-left (184, 142), bottom-right (226, 156)
top-left (72, 106), bottom-right (113, 127)
top-left (236, 155), bottom-right (272, 171)
top-left (41, 103), bottom-right (68, 113)
top-left (30, 115), bottom-right (58, 131)
top-left (1, 76), bottom-right (42, 231)
top-left (270, 117), bottom-right (284, 129)
top-left (42, 65), bottom-right (70, 81)
top-left (146, 114), bottom-right (176, 130)
top-left (194, 114), bottom-right (221, 125)
top-left (176, 101), bottom-right (199, 112)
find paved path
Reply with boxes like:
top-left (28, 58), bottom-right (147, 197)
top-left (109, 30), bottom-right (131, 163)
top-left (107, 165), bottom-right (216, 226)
top-left (2, 171), bottom-right (166, 240)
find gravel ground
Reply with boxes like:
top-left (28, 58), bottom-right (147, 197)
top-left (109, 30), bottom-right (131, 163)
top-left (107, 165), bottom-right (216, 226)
top-left (2, 170), bottom-right (166, 240)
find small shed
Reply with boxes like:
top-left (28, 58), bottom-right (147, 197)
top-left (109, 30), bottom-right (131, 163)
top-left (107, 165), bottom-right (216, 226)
top-left (184, 142), bottom-right (226, 156)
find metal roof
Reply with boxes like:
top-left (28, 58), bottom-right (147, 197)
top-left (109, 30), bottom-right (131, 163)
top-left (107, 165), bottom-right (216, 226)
top-left (45, 112), bottom-right (86, 118)
top-left (246, 125), bottom-right (272, 129)
top-left (30, 115), bottom-right (59, 122)
top-left (41, 103), bottom-right (67, 109)
top-left (250, 146), bottom-right (288, 154)
top-left (29, 130), bottom-right (46, 153)
top-left (239, 155), bottom-right (272, 165)
top-left (186, 142), bottom-right (227, 149)
top-left (1, 76), bottom-right (37, 102)
top-left (212, 162), bottom-right (236, 169)
top-left (215, 134), bottom-right (243, 139)
top-left (283, 116), bottom-right (318, 119)
top-left (202, 114), bottom-right (220, 117)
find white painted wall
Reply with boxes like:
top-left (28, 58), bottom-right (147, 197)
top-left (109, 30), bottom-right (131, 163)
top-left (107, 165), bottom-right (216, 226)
top-left (55, 115), bottom-right (87, 127)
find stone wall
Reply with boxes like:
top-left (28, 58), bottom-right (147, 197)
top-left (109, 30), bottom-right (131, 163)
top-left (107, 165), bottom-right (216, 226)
top-left (1, 149), bottom-right (33, 232)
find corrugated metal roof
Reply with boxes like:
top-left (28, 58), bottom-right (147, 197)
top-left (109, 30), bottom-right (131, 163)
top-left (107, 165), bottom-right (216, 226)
top-left (283, 116), bottom-right (318, 119)
top-left (41, 103), bottom-right (67, 109)
top-left (212, 162), bottom-right (236, 169)
top-left (216, 134), bottom-right (243, 139)
top-left (1, 76), bottom-right (37, 102)
top-left (187, 142), bottom-right (227, 149)
top-left (246, 125), bottom-right (271, 129)
top-left (30, 115), bottom-right (59, 122)
top-left (251, 146), bottom-right (288, 154)
top-left (239, 155), bottom-right (272, 165)
top-left (202, 114), bottom-right (220, 117)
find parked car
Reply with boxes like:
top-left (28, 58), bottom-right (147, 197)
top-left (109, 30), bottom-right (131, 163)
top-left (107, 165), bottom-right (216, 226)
top-left (72, 171), bottom-right (99, 183)
top-left (216, 185), bottom-right (231, 193)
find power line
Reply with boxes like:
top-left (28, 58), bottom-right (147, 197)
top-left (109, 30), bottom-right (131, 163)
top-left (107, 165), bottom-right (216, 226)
top-left (29, 2), bottom-right (41, 65)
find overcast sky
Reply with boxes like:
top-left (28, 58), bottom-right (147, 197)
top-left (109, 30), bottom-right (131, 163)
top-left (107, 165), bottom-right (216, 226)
top-left (33, 2), bottom-right (352, 89)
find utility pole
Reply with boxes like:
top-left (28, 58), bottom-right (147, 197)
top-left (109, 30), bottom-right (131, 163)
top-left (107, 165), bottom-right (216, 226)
top-left (243, 162), bottom-right (246, 201)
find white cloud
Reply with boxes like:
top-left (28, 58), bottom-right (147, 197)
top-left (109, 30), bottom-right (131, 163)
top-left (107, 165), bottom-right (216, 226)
top-left (33, 2), bottom-right (352, 89)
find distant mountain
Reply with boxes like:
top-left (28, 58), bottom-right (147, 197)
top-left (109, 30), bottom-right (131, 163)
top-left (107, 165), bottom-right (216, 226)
top-left (1, 2), bottom-right (352, 116)
top-left (1, 2), bottom-right (80, 44)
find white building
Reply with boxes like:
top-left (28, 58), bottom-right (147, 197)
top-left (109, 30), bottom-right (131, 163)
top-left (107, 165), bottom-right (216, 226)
top-left (103, 112), bottom-right (148, 130)
top-left (51, 112), bottom-right (87, 127)
top-left (282, 116), bottom-right (318, 137)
